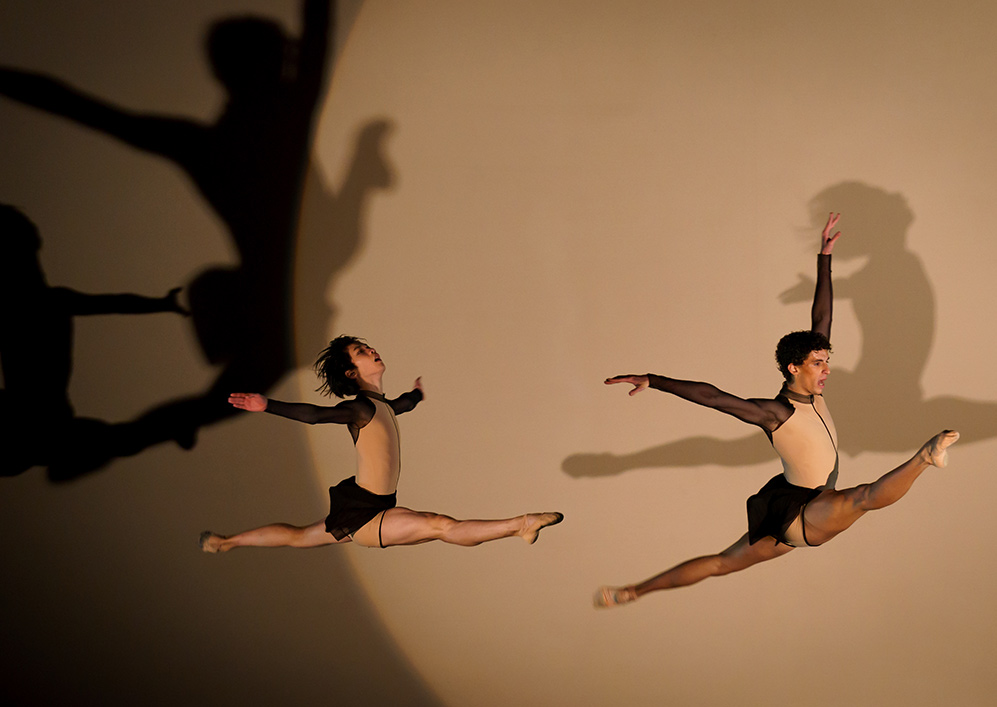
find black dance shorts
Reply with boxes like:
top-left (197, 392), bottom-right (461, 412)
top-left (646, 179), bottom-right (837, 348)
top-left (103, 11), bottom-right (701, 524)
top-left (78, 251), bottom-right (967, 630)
top-left (746, 474), bottom-right (822, 545)
top-left (325, 476), bottom-right (397, 541)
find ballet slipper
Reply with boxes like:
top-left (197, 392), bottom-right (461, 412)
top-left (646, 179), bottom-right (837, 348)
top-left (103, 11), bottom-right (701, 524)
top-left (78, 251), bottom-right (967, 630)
top-left (924, 430), bottom-right (960, 468)
top-left (520, 512), bottom-right (564, 544)
top-left (199, 530), bottom-right (223, 553)
top-left (593, 585), bottom-right (638, 608)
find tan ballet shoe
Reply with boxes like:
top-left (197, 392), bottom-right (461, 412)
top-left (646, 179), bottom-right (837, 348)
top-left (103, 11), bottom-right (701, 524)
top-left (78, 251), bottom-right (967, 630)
top-left (199, 530), bottom-right (223, 553)
top-left (520, 512), bottom-right (564, 545)
top-left (593, 585), bottom-right (638, 608)
top-left (925, 430), bottom-right (960, 468)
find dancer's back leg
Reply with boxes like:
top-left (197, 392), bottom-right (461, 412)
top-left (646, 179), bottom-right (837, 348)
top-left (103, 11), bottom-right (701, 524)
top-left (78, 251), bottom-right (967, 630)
top-left (596, 533), bottom-right (794, 607)
top-left (200, 519), bottom-right (345, 553)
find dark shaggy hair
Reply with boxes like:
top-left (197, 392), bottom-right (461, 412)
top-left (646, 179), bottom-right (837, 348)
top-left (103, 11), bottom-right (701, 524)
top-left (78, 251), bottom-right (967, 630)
top-left (775, 330), bottom-right (832, 382)
top-left (314, 335), bottom-right (365, 398)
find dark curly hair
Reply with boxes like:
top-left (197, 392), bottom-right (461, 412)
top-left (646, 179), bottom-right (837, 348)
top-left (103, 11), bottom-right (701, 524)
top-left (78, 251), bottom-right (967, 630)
top-left (775, 330), bottom-right (831, 382)
top-left (314, 335), bottom-right (365, 398)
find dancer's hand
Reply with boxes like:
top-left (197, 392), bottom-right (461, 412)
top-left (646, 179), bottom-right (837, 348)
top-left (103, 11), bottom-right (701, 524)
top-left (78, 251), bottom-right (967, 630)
top-left (413, 377), bottom-right (424, 398)
top-left (821, 212), bottom-right (842, 255)
top-left (228, 393), bottom-right (267, 412)
top-left (605, 374), bottom-right (649, 396)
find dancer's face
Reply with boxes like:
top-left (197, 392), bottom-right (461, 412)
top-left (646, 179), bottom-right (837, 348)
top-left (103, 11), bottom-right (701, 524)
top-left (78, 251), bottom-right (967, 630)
top-left (348, 342), bottom-right (385, 383)
top-left (788, 349), bottom-right (830, 396)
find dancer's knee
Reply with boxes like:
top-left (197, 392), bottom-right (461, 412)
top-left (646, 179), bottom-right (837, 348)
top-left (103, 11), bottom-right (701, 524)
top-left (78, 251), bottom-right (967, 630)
top-left (428, 513), bottom-right (459, 539)
top-left (702, 552), bottom-right (755, 578)
top-left (706, 554), bottom-right (737, 577)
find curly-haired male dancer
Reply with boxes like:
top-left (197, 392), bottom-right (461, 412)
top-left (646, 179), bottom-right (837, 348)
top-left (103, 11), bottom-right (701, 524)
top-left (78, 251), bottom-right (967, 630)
top-left (595, 213), bottom-right (958, 607)
top-left (200, 337), bottom-right (562, 552)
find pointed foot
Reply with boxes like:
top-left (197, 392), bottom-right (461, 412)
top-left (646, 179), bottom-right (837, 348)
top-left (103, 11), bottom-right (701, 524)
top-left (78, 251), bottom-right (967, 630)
top-left (924, 430), bottom-right (960, 468)
top-left (521, 512), bottom-right (564, 545)
top-left (593, 585), bottom-right (638, 609)
top-left (199, 531), bottom-right (225, 553)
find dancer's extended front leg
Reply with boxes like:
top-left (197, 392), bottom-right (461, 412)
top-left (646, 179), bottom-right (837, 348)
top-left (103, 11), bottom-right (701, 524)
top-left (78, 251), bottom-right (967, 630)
top-left (367, 507), bottom-right (564, 548)
top-left (595, 533), bottom-right (794, 607)
top-left (800, 430), bottom-right (960, 545)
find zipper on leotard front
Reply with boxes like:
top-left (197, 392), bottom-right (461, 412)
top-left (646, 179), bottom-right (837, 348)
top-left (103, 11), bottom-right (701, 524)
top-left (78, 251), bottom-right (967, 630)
top-left (810, 400), bottom-right (836, 452)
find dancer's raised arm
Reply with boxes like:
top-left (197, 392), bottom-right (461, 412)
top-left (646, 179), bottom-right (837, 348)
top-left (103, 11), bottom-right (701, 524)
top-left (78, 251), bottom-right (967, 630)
top-left (811, 212), bottom-right (841, 339)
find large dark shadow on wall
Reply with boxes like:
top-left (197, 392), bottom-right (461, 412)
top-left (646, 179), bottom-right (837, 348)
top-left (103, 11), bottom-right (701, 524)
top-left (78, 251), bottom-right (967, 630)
top-left (0, 205), bottom-right (189, 477)
top-left (0, 3), bottom-right (446, 707)
top-left (563, 181), bottom-right (997, 479)
top-left (801, 182), bottom-right (997, 452)
top-left (0, 0), bottom-right (391, 480)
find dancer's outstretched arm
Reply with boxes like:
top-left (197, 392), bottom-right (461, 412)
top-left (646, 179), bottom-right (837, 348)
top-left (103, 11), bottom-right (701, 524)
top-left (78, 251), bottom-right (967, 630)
top-left (388, 378), bottom-right (424, 414)
top-left (811, 212), bottom-right (841, 339)
top-left (605, 374), bottom-right (789, 432)
top-left (228, 379), bottom-right (423, 426)
top-left (228, 392), bottom-right (360, 425)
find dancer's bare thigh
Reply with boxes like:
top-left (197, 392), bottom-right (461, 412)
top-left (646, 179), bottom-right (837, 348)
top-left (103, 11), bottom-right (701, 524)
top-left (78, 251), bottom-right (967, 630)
top-left (350, 511), bottom-right (387, 548)
top-left (792, 489), bottom-right (861, 546)
top-left (721, 533), bottom-right (795, 572)
top-left (353, 507), bottom-right (447, 548)
top-left (304, 519), bottom-right (351, 546)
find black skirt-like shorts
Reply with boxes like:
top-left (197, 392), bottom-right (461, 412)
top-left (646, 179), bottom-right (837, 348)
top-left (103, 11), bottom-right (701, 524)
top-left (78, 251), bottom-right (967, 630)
top-left (325, 476), bottom-right (397, 541)
top-left (745, 474), bottom-right (822, 545)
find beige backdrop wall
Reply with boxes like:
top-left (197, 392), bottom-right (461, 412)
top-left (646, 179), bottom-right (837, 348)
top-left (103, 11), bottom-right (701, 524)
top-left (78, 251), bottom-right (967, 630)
top-left (2, 2), bottom-right (995, 706)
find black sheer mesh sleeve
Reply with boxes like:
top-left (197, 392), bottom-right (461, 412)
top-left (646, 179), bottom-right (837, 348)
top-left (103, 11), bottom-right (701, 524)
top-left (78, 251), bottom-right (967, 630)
top-left (646, 374), bottom-right (790, 431)
top-left (264, 397), bottom-right (368, 426)
top-left (388, 389), bottom-right (423, 415)
top-left (811, 254), bottom-right (832, 339)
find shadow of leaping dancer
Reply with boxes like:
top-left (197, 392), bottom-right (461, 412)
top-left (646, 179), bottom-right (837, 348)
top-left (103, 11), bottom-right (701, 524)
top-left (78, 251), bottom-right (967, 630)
top-left (796, 181), bottom-right (997, 454)
top-left (563, 182), bottom-right (997, 482)
top-left (0, 1), bottom-right (334, 478)
top-left (0, 205), bottom-right (188, 477)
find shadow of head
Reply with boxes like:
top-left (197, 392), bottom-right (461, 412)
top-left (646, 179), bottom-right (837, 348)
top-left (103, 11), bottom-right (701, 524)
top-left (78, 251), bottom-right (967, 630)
top-left (808, 181), bottom-right (914, 258)
top-left (1, 203), bottom-right (41, 252)
top-left (1, 204), bottom-right (43, 287)
top-left (354, 120), bottom-right (396, 189)
top-left (207, 17), bottom-right (289, 95)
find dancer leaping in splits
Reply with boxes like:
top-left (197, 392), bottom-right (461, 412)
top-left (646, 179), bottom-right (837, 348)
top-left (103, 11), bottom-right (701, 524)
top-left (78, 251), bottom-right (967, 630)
top-left (594, 213), bottom-right (958, 607)
top-left (200, 336), bottom-right (563, 552)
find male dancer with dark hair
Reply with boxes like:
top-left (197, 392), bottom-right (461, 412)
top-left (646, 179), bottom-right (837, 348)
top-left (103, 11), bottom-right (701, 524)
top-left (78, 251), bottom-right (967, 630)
top-left (595, 213), bottom-right (958, 607)
top-left (200, 336), bottom-right (563, 551)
